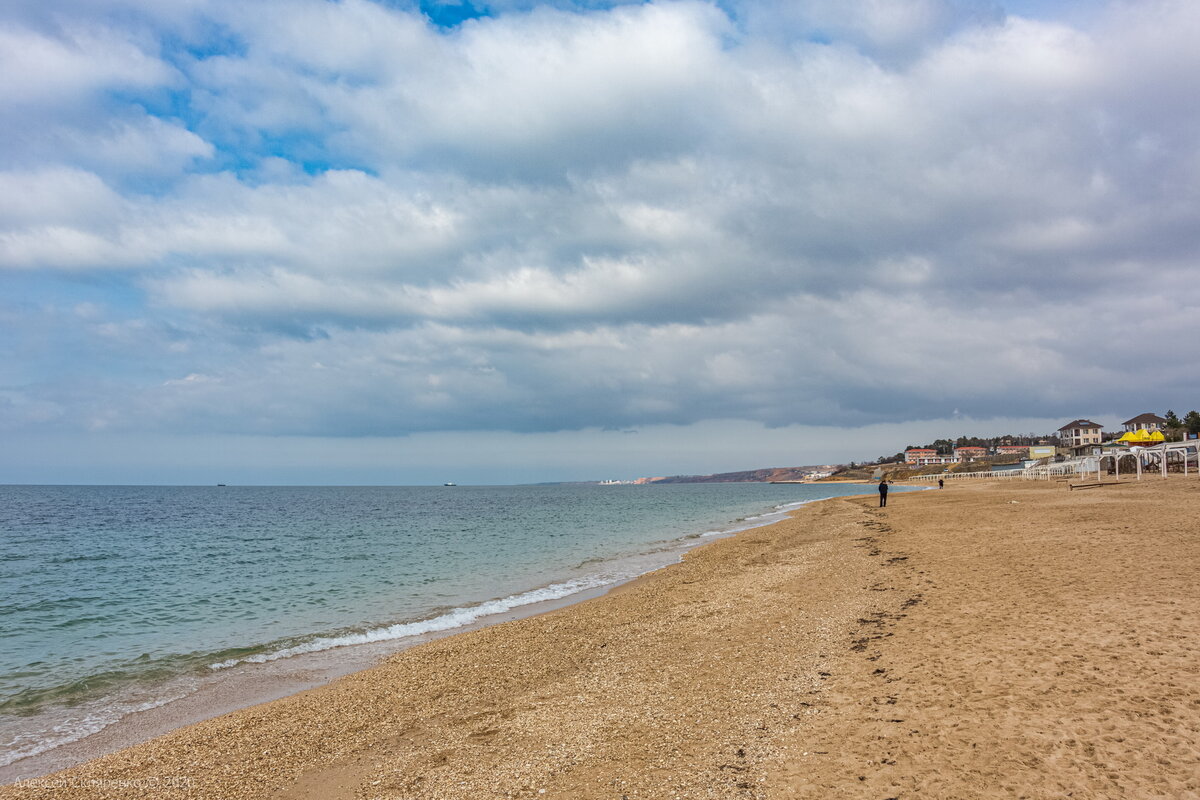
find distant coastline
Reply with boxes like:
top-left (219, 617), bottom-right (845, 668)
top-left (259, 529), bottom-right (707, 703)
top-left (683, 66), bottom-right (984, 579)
top-left (615, 465), bottom-right (840, 485)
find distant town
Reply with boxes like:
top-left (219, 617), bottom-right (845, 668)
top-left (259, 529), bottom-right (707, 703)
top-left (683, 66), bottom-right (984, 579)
top-left (596, 409), bottom-right (1200, 485)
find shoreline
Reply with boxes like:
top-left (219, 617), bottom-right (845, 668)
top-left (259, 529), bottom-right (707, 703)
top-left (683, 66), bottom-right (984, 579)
top-left (4, 488), bottom-right (883, 799)
top-left (0, 578), bottom-right (629, 786)
top-left (4, 478), bottom-right (1197, 798)
top-left (1, 484), bottom-right (894, 785)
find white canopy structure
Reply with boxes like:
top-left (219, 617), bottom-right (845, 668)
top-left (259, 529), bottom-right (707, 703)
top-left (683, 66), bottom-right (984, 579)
top-left (1094, 440), bottom-right (1200, 480)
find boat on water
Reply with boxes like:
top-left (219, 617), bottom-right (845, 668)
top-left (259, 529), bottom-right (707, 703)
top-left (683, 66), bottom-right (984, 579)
top-left (443, 482), bottom-right (457, 486)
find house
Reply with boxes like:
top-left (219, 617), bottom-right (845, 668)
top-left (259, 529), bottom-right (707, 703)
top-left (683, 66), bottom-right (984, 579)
top-left (1122, 413), bottom-right (1168, 433)
top-left (995, 444), bottom-right (1030, 456)
top-left (953, 446), bottom-right (988, 462)
top-left (904, 448), bottom-right (955, 466)
top-left (905, 448), bottom-right (936, 464)
top-left (1057, 419), bottom-right (1104, 449)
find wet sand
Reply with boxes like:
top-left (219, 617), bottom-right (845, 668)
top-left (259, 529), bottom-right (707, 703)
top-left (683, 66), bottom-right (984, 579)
top-left (4, 478), bottom-right (1198, 799)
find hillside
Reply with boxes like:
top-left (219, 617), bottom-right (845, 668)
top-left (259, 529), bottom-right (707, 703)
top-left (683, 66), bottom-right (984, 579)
top-left (643, 453), bottom-right (1025, 485)
top-left (650, 466), bottom-right (828, 484)
top-left (818, 455), bottom-right (1025, 482)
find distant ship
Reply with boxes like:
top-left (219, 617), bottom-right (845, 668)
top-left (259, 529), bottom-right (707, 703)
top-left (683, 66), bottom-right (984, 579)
top-left (443, 482), bottom-right (457, 486)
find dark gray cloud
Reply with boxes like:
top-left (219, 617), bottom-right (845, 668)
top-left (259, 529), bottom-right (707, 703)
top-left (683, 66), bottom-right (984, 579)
top-left (2, 0), bottom-right (1198, 448)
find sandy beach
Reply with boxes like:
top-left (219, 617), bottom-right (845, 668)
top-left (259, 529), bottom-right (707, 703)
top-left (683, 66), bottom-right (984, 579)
top-left (4, 478), bottom-right (1198, 799)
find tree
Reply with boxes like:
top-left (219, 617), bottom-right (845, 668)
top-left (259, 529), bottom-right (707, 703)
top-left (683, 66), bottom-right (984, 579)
top-left (1163, 410), bottom-right (1184, 441)
top-left (1185, 410), bottom-right (1200, 436)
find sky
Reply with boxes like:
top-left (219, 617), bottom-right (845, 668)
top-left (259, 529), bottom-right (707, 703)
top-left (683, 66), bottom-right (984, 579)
top-left (1, 0), bottom-right (1198, 484)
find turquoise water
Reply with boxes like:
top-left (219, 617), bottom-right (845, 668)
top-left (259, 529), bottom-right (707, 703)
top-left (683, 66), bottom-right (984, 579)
top-left (0, 482), bottom-right (885, 767)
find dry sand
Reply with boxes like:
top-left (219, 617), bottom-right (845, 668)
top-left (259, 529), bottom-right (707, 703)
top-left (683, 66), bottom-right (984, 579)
top-left (4, 478), bottom-right (1198, 799)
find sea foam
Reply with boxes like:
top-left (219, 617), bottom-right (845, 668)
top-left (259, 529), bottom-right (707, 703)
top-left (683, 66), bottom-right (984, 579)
top-left (209, 574), bottom-right (616, 670)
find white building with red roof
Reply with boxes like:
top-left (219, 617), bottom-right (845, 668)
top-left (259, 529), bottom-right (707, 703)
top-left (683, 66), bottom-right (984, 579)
top-left (905, 448), bottom-right (955, 466)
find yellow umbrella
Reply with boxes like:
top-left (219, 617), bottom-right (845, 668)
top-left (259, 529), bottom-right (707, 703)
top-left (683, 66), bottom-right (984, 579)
top-left (1149, 430), bottom-right (1165, 442)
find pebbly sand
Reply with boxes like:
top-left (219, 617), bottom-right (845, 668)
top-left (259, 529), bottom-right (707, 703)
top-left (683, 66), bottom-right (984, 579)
top-left (3, 478), bottom-right (1198, 799)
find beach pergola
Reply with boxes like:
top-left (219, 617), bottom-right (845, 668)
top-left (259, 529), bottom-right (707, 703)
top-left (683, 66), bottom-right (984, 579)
top-left (1095, 440), bottom-right (1200, 480)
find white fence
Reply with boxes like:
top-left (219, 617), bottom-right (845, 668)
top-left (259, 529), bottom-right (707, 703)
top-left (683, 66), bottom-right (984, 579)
top-left (903, 444), bottom-right (1200, 482)
top-left (904, 469), bottom-right (1036, 482)
top-left (903, 457), bottom-right (1094, 482)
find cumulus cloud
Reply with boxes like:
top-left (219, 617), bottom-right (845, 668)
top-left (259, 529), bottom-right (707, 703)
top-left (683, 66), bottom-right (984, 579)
top-left (0, 21), bottom-right (174, 107)
top-left (729, 0), bottom-right (999, 63)
top-left (1, 0), bottom-right (1199, 452)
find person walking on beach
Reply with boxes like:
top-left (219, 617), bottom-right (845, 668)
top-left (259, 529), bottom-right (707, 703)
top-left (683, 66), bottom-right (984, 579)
top-left (938, 478), bottom-right (944, 489)
top-left (878, 479), bottom-right (889, 507)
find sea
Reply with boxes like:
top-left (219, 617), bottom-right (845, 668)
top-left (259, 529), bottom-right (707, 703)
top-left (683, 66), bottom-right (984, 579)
top-left (0, 481), bottom-right (893, 778)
